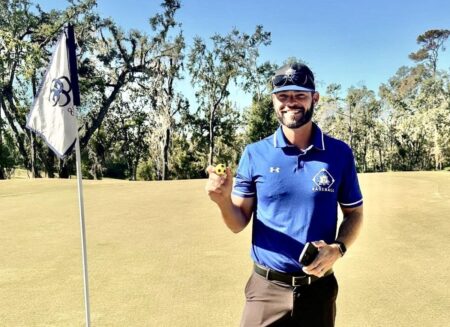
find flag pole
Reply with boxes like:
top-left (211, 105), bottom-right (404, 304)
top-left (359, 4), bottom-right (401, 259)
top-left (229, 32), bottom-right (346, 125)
top-left (74, 130), bottom-right (91, 327)
top-left (25, 24), bottom-right (91, 326)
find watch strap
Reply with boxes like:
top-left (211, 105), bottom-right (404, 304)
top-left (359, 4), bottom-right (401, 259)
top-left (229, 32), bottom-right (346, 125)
top-left (334, 241), bottom-right (347, 256)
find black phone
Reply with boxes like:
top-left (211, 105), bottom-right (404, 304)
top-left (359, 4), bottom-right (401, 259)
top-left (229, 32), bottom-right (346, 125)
top-left (299, 242), bottom-right (319, 266)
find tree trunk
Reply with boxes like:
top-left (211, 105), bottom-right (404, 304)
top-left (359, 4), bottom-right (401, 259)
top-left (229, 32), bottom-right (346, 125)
top-left (0, 134), bottom-right (4, 179)
top-left (348, 104), bottom-right (353, 151)
top-left (29, 131), bottom-right (41, 178)
top-left (0, 109), bottom-right (4, 180)
top-left (45, 148), bottom-right (56, 178)
top-left (59, 159), bottom-right (71, 178)
top-left (208, 109), bottom-right (215, 166)
top-left (132, 157), bottom-right (140, 181)
top-left (1, 96), bottom-right (31, 171)
top-left (125, 155), bottom-right (134, 181)
top-left (162, 127), bottom-right (170, 180)
top-left (378, 147), bottom-right (384, 172)
top-left (30, 132), bottom-right (36, 177)
top-left (29, 71), bottom-right (40, 178)
top-left (362, 144), bottom-right (367, 172)
top-left (130, 165), bottom-right (135, 181)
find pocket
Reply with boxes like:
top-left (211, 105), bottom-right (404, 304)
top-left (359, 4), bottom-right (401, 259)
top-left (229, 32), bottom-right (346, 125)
top-left (244, 273), bottom-right (255, 295)
top-left (244, 272), bottom-right (269, 300)
top-left (325, 273), bottom-right (339, 300)
top-left (244, 272), bottom-right (263, 298)
top-left (304, 273), bottom-right (339, 301)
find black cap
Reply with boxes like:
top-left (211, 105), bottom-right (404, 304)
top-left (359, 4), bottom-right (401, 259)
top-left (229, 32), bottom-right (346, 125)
top-left (272, 62), bottom-right (315, 93)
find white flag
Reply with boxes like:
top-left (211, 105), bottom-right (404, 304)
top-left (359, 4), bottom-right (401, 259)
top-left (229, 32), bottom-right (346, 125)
top-left (26, 26), bottom-right (80, 158)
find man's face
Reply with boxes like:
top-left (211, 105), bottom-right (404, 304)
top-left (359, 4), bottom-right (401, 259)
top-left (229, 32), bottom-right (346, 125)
top-left (272, 91), bottom-right (318, 129)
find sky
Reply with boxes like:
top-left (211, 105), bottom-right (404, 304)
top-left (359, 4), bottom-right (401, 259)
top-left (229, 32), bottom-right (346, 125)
top-left (38, 0), bottom-right (450, 109)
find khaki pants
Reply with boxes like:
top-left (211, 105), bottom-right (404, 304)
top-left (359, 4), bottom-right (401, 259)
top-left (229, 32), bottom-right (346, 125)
top-left (240, 272), bottom-right (338, 327)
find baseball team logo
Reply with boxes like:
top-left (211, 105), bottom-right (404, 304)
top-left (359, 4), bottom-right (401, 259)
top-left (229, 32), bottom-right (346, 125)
top-left (312, 168), bottom-right (335, 192)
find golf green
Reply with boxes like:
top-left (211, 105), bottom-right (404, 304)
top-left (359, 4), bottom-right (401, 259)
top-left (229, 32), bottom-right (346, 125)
top-left (0, 171), bottom-right (449, 326)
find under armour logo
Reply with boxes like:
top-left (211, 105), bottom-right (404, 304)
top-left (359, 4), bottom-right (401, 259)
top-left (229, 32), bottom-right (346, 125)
top-left (270, 167), bottom-right (280, 173)
top-left (49, 76), bottom-right (72, 107)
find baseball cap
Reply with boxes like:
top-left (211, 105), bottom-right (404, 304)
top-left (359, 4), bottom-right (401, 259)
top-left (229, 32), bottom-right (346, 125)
top-left (272, 62), bottom-right (315, 93)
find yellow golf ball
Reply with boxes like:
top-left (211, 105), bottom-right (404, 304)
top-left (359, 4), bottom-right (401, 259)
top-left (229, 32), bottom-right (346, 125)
top-left (215, 164), bottom-right (226, 176)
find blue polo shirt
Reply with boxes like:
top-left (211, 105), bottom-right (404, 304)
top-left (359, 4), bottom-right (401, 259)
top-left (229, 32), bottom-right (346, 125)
top-left (232, 123), bottom-right (363, 273)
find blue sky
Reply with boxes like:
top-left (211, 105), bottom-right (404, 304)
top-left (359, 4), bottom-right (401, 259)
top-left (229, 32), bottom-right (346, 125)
top-left (38, 0), bottom-right (450, 108)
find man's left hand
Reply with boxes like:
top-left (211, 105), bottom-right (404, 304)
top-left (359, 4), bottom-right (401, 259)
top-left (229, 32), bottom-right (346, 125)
top-left (302, 240), bottom-right (341, 277)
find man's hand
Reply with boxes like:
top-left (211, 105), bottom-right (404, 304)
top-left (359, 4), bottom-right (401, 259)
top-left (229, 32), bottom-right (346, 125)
top-left (205, 165), bottom-right (233, 205)
top-left (302, 240), bottom-right (341, 277)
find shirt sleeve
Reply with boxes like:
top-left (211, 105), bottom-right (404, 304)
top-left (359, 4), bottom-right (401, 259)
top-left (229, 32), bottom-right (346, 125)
top-left (232, 145), bottom-right (256, 198)
top-left (338, 146), bottom-right (363, 208)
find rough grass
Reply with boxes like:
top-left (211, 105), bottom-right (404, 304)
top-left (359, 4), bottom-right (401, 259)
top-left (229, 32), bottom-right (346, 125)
top-left (0, 172), bottom-right (449, 326)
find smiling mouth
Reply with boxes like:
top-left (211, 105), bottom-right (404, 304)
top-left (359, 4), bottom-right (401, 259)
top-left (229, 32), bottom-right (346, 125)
top-left (281, 109), bottom-right (303, 114)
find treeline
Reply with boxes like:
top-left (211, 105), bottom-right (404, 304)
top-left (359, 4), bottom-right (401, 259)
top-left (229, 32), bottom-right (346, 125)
top-left (0, 0), bottom-right (449, 180)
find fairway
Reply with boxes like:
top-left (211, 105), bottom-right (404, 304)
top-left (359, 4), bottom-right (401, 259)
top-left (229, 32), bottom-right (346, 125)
top-left (1, 172), bottom-right (449, 326)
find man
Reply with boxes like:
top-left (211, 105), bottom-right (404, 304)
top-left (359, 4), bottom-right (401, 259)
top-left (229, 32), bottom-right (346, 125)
top-left (205, 62), bottom-right (363, 327)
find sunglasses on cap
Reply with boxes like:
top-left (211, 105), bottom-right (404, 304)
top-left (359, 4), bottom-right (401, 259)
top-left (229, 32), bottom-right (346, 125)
top-left (272, 72), bottom-right (313, 89)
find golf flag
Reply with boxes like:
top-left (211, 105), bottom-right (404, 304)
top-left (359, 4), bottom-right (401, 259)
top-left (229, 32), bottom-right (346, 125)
top-left (27, 26), bottom-right (91, 326)
top-left (26, 25), bottom-right (80, 158)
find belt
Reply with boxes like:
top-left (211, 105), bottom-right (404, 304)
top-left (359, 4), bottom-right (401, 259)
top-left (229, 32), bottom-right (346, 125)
top-left (254, 263), bottom-right (333, 287)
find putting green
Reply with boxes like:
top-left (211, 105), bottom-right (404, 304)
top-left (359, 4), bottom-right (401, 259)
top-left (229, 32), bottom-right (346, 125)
top-left (0, 172), bottom-right (449, 326)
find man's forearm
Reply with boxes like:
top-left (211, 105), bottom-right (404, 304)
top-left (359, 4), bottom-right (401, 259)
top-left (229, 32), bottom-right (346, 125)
top-left (217, 197), bottom-right (251, 233)
top-left (336, 206), bottom-right (363, 248)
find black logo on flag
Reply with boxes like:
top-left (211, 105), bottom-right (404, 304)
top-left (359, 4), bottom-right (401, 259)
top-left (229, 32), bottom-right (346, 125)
top-left (49, 76), bottom-right (72, 107)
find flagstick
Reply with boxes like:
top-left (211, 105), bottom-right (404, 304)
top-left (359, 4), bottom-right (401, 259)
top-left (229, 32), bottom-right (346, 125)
top-left (75, 132), bottom-right (91, 327)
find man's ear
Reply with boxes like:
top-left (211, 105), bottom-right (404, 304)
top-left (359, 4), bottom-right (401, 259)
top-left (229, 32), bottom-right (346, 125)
top-left (313, 92), bottom-right (320, 104)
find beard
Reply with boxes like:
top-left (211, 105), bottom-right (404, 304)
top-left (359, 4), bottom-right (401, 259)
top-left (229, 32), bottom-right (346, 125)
top-left (276, 101), bottom-right (314, 129)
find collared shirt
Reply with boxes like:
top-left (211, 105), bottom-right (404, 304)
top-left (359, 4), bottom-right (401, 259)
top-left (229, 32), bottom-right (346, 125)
top-left (232, 123), bottom-right (363, 273)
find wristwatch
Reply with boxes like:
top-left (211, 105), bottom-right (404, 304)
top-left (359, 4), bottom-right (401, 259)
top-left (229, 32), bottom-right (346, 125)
top-left (333, 241), bottom-right (347, 257)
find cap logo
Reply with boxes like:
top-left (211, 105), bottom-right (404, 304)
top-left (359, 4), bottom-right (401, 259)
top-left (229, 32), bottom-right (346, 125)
top-left (285, 68), bottom-right (295, 77)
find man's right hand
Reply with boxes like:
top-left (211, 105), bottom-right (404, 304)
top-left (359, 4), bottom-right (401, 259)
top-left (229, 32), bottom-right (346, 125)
top-left (205, 165), bottom-right (254, 233)
top-left (205, 165), bottom-right (233, 205)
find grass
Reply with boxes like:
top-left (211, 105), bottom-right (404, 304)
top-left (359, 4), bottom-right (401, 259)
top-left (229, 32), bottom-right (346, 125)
top-left (0, 172), bottom-right (449, 326)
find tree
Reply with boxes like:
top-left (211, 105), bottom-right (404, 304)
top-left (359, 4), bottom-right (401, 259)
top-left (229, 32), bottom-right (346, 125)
top-left (187, 26), bottom-right (270, 166)
top-left (344, 86), bottom-right (381, 171)
top-left (379, 63), bottom-right (450, 171)
top-left (0, 0), bottom-right (97, 177)
top-left (315, 83), bottom-right (346, 137)
top-left (244, 94), bottom-right (278, 143)
top-left (0, 0), bottom-right (183, 178)
top-left (415, 74), bottom-right (450, 170)
top-left (316, 83), bottom-right (383, 172)
top-left (73, 0), bottom-right (182, 181)
top-left (104, 93), bottom-right (151, 181)
top-left (181, 99), bottom-right (242, 178)
top-left (241, 60), bottom-right (279, 143)
top-left (0, 126), bottom-right (18, 179)
top-left (409, 29), bottom-right (450, 76)
top-left (241, 60), bottom-right (277, 103)
top-left (138, 28), bottom-right (189, 180)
